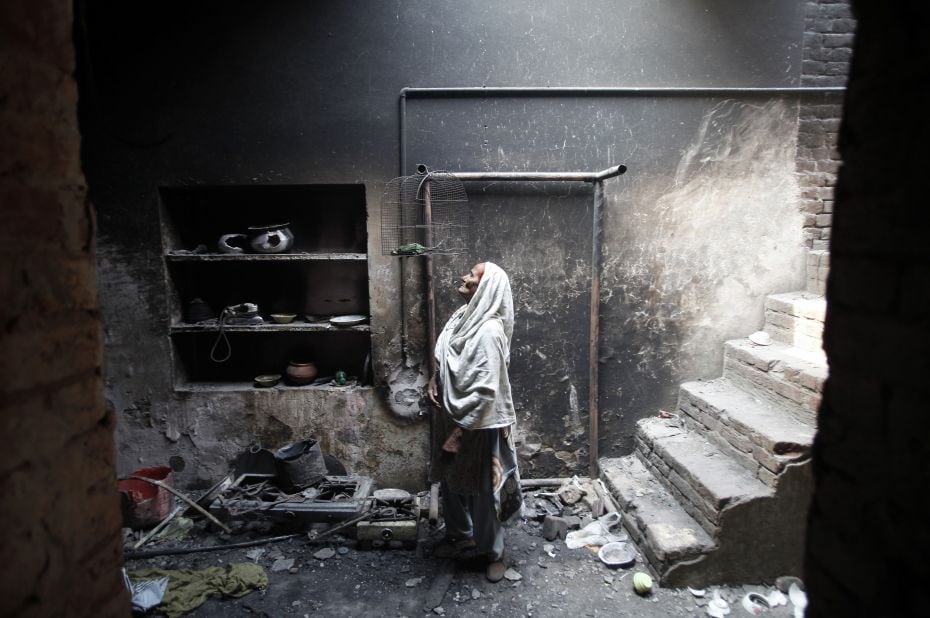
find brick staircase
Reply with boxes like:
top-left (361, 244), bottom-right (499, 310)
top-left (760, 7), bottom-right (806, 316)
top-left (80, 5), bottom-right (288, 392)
top-left (599, 252), bottom-right (828, 586)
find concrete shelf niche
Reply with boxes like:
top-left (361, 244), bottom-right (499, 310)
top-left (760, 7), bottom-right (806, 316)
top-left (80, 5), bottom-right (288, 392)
top-left (158, 184), bottom-right (370, 390)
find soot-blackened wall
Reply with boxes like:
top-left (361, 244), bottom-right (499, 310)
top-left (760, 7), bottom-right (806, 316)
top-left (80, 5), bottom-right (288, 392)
top-left (80, 1), bottom-right (811, 486)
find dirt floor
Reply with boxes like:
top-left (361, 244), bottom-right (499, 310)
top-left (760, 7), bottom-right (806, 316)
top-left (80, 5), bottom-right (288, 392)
top-left (124, 511), bottom-right (804, 617)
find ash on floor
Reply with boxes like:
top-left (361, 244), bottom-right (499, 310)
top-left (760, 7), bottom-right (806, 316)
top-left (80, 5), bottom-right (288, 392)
top-left (125, 513), bottom-right (802, 617)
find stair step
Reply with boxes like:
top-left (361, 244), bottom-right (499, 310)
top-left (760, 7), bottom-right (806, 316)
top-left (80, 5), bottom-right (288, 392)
top-left (599, 455), bottom-right (716, 577)
top-left (763, 292), bottom-right (826, 353)
top-left (635, 417), bottom-right (773, 535)
top-left (678, 379), bottom-right (816, 486)
top-left (724, 338), bottom-right (826, 415)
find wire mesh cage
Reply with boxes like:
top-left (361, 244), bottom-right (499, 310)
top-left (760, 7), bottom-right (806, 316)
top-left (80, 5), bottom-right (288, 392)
top-left (381, 167), bottom-right (469, 256)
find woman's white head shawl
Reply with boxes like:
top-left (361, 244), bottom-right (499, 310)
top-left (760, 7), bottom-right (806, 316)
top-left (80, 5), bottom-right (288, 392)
top-left (435, 262), bottom-right (516, 429)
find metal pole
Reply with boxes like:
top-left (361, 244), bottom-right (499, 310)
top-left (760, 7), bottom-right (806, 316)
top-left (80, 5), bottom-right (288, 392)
top-left (398, 94), bottom-right (409, 363)
top-left (589, 181), bottom-right (605, 478)
top-left (452, 165), bottom-right (625, 183)
top-left (423, 180), bottom-right (437, 378)
top-left (423, 179), bottom-right (438, 462)
top-left (401, 85), bottom-right (846, 98)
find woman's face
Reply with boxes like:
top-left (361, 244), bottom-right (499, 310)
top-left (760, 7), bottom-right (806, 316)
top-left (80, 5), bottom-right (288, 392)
top-left (458, 263), bottom-right (485, 301)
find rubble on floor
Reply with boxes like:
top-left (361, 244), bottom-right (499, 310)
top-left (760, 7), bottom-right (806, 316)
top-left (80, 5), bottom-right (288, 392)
top-left (121, 469), bottom-right (807, 617)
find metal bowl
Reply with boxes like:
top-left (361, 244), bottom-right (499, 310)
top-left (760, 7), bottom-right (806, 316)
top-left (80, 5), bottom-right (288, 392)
top-left (598, 541), bottom-right (637, 568)
top-left (253, 374), bottom-right (281, 388)
top-left (270, 313), bottom-right (297, 324)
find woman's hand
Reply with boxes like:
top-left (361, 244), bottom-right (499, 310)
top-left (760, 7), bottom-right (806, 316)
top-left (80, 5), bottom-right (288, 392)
top-left (428, 373), bottom-right (440, 408)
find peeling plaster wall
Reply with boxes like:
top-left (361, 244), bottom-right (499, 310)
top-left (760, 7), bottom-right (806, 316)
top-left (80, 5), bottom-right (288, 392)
top-left (79, 1), bottom-right (807, 488)
top-left (599, 98), bottom-right (804, 456)
top-left (416, 96), bottom-right (803, 472)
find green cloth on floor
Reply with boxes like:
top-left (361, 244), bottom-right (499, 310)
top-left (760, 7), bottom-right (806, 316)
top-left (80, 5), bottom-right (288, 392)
top-left (128, 562), bottom-right (268, 617)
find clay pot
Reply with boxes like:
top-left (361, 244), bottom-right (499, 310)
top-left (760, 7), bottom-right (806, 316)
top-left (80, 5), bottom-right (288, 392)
top-left (285, 361), bottom-right (318, 385)
top-left (247, 223), bottom-right (294, 254)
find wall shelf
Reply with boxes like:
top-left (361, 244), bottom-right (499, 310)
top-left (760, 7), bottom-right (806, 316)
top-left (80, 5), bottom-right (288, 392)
top-left (173, 381), bottom-right (375, 393)
top-left (159, 184), bottom-right (370, 386)
top-left (169, 322), bottom-right (370, 333)
top-left (164, 252), bottom-right (367, 262)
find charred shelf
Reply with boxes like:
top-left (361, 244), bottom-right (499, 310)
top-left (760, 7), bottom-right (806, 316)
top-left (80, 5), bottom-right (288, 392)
top-left (173, 382), bottom-right (375, 393)
top-left (160, 183), bottom-right (371, 386)
top-left (164, 252), bottom-right (367, 262)
top-left (170, 322), bottom-right (370, 333)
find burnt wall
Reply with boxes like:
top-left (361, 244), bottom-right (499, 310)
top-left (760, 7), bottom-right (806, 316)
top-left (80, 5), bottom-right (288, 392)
top-left (417, 95), bottom-right (805, 470)
top-left (0, 1), bottom-right (127, 615)
top-left (79, 1), bottom-right (812, 486)
top-left (805, 1), bottom-right (930, 614)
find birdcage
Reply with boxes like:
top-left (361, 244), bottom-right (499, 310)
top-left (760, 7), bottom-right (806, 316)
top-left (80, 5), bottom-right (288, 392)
top-left (381, 165), bottom-right (469, 256)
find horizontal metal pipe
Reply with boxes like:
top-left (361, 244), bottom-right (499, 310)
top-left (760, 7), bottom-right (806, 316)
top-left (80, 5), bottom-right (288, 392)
top-left (401, 86), bottom-right (845, 98)
top-left (451, 164), bottom-right (626, 183)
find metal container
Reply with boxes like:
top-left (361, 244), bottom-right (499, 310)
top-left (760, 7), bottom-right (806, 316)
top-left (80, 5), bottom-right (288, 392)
top-left (274, 439), bottom-right (328, 491)
top-left (247, 223), bottom-right (294, 253)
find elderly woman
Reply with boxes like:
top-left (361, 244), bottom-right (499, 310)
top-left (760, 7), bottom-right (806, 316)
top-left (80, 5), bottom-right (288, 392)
top-left (427, 262), bottom-right (522, 582)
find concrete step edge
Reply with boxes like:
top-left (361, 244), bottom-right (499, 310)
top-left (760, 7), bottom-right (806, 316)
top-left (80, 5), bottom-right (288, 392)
top-left (635, 418), bottom-right (773, 534)
top-left (599, 455), bottom-right (716, 579)
top-left (765, 291), bottom-right (826, 322)
top-left (724, 362), bottom-right (820, 424)
top-left (763, 321), bottom-right (825, 355)
top-left (724, 338), bottom-right (826, 391)
top-left (723, 339), bottom-right (824, 416)
top-left (678, 379), bottom-right (815, 483)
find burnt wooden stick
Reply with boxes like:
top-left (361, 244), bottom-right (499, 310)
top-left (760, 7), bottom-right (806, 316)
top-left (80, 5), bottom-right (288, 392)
top-left (592, 479), bottom-right (619, 514)
top-left (429, 482), bottom-right (440, 525)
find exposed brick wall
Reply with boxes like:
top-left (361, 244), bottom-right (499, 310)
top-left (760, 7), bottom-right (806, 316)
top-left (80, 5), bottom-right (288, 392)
top-left (797, 0), bottom-right (855, 255)
top-left (0, 1), bottom-right (128, 616)
top-left (805, 1), bottom-right (930, 615)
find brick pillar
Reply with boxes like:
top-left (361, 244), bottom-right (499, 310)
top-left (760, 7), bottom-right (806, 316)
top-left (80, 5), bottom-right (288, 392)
top-left (0, 1), bottom-right (129, 616)
top-left (805, 1), bottom-right (930, 615)
top-left (797, 0), bottom-right (855, 255)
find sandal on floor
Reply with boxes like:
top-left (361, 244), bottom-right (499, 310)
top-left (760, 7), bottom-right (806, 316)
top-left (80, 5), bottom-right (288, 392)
top-left (433, 537), bottom-right (477, 558)
top-left (486, 559), bottom-right (506, 583)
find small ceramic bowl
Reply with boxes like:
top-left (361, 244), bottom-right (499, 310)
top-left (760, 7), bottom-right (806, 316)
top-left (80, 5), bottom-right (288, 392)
top-left (270, 313), bottom-right (297, 324)
top-left (254, 374), bottom-right (281, 388)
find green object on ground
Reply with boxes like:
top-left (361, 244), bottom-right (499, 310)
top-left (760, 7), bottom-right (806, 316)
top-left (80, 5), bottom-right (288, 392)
top-left (633, 571), bottom-right (653, 595)
top-left (128, 562), bottom-right (268, 617)
top-left (154, 516), bottom-right (195, 541)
